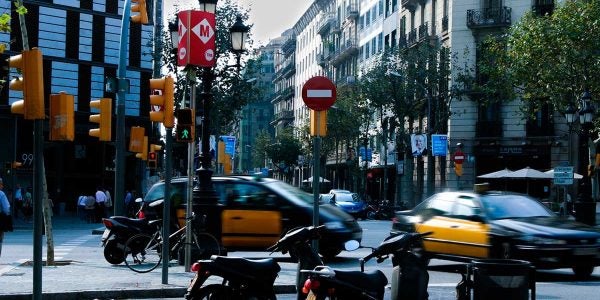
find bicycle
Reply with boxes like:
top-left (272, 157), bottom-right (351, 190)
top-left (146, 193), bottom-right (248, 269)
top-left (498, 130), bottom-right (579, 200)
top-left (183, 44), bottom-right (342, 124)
top-left (123, 209), bottom-right (221, 273)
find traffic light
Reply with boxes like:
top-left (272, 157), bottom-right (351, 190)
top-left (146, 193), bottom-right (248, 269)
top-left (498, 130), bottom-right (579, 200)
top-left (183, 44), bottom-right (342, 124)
top-left (131, 0), bottom-right (148, 24)
top-left (129, 126), bottom-right (146, 153)
top-left (310, 109), bottom-right (327, 136)
top-left (49, 92), bottom-right (75, 141)
top-left (148, 143), bottom-right (161, 169)
top-left (176, 108), bottom-right (194, 142)
top-left (9, 48), bottom-right (45, 120)
top-left (135, 136), bottom-right (149, 160)
top-left (149, 76), bottom-right (175, 128)
top-left (89, 98), bottom-right (112, 141)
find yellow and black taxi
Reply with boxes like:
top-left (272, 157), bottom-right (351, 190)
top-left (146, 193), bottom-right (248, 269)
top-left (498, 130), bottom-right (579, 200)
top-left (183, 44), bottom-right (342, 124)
top-left (391, 190), bottom-right (600, 278)
top-left (142, 175), bottom-right (362, 259)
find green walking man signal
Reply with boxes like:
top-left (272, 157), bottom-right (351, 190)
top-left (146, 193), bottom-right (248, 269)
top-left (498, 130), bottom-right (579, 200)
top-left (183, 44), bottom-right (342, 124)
top-left (176, 108), bottom-right (194, 143)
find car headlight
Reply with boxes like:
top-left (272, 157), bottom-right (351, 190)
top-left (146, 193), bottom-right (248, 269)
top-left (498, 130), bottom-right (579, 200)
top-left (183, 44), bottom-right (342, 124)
top-left (520, 235), bottom-right (566, 245)
top-left (324, 221), bottom-right (344, 230)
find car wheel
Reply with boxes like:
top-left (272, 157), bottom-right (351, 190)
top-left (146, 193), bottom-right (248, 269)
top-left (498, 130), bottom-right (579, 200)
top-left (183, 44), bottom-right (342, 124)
top-left (319, 247), bottom-right (341, 260)
top-left (573, 265), bottom-right (594, 279)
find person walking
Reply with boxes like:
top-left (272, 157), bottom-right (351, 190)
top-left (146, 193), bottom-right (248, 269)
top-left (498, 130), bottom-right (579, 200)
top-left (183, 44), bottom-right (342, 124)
top-left (94, 186), bottom-right (107, 222)
top-left (104, 188), bottom-right (113, 217)
top-left (22, 187), bottom-right (33, 223)
top-left (0, 178), bottom-right (13, 257)
top-left (13, 183), bottom-right (23, 219)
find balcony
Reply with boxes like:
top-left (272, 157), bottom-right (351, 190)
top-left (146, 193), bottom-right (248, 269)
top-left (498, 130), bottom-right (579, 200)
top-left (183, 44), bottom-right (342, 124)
top-left (270, 110), bottom-right (294, 126)
top-left (329, 39), bottom-right (359, 66)
top-left (475, 121), bottom-right (503, 138)
top-left (346, 1), bottom-right (358, 19)
top-left (281, 36), bottom-right (296, 55)
top-left (407, 28), bottom-right (417, 46)
top-left (401, 0), bottom-right (418, 11)
top-left (317, 13), bottom-right (336, 36)
top-left (281, 86), bottom-right (294, 100)
top-left (317, 52), bottom-right (330, 67)
top-left (467, 7), bottom-right (512, 29)
top-left (279, 57), bottom-right (296, 78)
top-left (398, 33), bottom-right (407, 48)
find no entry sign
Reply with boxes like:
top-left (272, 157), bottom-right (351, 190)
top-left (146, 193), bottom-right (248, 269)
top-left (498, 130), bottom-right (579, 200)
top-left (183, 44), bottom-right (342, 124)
top-left (302, 76), bottom-right (336, 111)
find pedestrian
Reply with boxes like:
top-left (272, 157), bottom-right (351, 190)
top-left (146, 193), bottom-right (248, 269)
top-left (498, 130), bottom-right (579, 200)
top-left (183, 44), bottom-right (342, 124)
top-left (13, 183), bottom-right (23, 219)
top-left (124, 190), bottom-right (133, 217)
top-left (95, 186), bottom-right (107, 222)
top-left (104, 188), bottom-right (113, 217)
top-left (22, 187), bottom-right (33, 223)
top-left (0, 178), bottom-right (13, 257)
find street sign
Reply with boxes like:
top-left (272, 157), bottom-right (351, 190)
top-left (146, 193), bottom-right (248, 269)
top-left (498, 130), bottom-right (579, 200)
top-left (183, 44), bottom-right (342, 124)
top-left (431, 134), bottom-right (448, 156)
top-left (554, 166), bottom-right (574, 185)
top-left (301, 76), bottom-right (336, 111)
top-left (221, 136), bottom-right (236, 156)
top-left (178, 10), bottom-right (216, 67)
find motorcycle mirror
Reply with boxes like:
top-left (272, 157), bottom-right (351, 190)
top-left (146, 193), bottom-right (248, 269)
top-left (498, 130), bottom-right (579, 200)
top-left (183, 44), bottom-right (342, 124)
top-left (344, 240), bottom-right (360, 251)
top-left (149, 199), bottom-right (164, 207)
top-left (135, 197), bottom-right (143, 203)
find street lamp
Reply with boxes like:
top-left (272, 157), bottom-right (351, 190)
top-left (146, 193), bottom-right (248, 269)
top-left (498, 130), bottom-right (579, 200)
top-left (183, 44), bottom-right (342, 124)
top-left (193, 0), bottom-right (249, 205)
top-left (565, 90), bottom-right (596, 225)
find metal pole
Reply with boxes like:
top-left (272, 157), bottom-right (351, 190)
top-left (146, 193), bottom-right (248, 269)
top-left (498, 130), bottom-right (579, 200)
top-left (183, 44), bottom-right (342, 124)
top-left (114, 0), bottom-right (132, 217)
top-left (185, 80), bottom-right (196, 271)
top-left (312, 112), bottom-right (321, 251)
top-left (162, 129), bottom-right (172, 283)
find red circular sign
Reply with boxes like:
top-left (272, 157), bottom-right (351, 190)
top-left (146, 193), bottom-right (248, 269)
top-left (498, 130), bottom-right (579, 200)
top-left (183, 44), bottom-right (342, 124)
top-left (302, 76), bottom-right (336, 111)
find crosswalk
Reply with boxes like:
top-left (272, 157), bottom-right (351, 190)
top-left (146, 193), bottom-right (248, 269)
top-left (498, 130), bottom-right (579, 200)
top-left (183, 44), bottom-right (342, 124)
top-left (45, 235), bottom-right (94, 261)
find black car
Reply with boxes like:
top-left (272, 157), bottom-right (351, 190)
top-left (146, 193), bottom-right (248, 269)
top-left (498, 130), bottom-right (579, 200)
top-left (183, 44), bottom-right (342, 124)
top-left (391, 190), bottom-right (600, 278)
top-left (142, 175), bottom-right (363, 259)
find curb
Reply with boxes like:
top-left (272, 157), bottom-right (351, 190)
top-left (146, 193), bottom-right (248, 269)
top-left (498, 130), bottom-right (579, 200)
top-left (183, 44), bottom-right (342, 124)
top-left (0, 285), bottom-right (297, 300)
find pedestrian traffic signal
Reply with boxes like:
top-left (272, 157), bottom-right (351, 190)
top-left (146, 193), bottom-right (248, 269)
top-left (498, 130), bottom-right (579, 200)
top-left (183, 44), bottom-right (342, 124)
top-left (135, 136), bottom-right (149, 160)
top-left (176, 108), bottom-right (194, 142)
top-left (89, 98), bottom-right (112, 141)
top-left (150, 143), bottom-right (162, 153)
top-left (49, 92), bottom-right (75, 141)
top-left (129, 126), bottom-right (145, 153)
top-left (9, 48), bottom-right (45, 120)
top-left (149, 76), bottom-right (175, 128)
top-left (148, 151), bottom-right (157, 169)
top-left (131, 0), bottom-right (148, 24)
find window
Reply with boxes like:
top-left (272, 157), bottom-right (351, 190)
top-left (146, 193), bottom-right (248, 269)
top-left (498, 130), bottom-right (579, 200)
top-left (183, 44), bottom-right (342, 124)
top-left (452, 196), bottom-right (481, 217)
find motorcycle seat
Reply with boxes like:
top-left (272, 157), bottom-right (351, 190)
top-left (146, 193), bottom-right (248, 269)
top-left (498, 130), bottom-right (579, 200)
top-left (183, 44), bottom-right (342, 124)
top-left (211, 256), bottom-right (281, 275)
top-left (334, 269), bottom-right (388, 292)
top-left (110, 216), bottom-right (150, 228)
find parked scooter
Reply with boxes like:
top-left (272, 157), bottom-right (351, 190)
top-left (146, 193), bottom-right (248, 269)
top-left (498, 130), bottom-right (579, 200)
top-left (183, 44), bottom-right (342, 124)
top-left (100, 198), bottom-right (158, 264)
top-left (184, 225), bottom-right (365, 300)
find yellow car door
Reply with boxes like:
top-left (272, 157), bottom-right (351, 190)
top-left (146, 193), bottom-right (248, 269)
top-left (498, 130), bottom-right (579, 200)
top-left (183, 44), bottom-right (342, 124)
top-left (221, 183), bottom-right (282, 248)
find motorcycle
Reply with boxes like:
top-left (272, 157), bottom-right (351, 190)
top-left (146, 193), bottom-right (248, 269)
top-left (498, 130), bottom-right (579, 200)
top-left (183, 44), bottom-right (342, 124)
top-left (100, 198), bottom-right (158, 264)
top-left (359, 231), bottom-right (432, 300)
top-left (366, 199), bottom-right (394, 220)
top-left (184, 225), bottom-right (364, 300)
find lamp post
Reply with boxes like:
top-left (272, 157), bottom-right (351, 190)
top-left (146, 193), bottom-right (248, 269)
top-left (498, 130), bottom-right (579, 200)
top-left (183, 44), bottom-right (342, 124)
top-left (565, 90), bottom-right (596, 225)
top-left (193, 0), bottom-right (249, 226)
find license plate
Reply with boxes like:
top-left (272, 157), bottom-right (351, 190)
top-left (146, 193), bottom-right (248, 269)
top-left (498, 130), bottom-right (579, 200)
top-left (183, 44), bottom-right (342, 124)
top-left (573, 248), bottom-right (598, 256)
top-left (101, 229), bottom-right (110, 241)
top-left (306, 291), bottom-right (317, 300)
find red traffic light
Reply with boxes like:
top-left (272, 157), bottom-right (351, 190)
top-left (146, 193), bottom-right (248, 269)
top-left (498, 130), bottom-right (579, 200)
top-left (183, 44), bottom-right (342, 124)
top-left (148, 152), bottom-right (157, 161)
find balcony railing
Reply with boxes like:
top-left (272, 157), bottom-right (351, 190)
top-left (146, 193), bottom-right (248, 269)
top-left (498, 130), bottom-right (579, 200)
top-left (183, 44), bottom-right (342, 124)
top-left (398, 33), bottom-right (407, 48)
top-left (467, 7), bottom-right (512, 29)
top-left (407, 28), bottom-right (417, 46)
top-left (401, 0), bottom-right (418, 11)
top-left (317, 13), bottom-right (336, 36)
top-left (330, 38), bottom-right (359, 66)
top-left (281, 36), bottom-right (296, 54)
top-left (271, 110), bottom-right (294, 125)
top-left (475, 121), bottom-right (503, 138)
top-left (346, 1), bottom-right (358, 19)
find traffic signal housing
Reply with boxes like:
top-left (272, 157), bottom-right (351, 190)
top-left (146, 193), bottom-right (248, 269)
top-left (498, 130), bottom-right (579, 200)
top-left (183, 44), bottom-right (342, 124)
top-left (135, 136), bottom-right (149, 160)
top-left (176, 108), bottom-right (194, 142)
top-left (89, 98), bottom-right (112, 141)
top-left (131, 0), bottom-right (149, 24)
top-left (149, 76), bottom-right (175, 128)
top-left (9, 48), bottom-right (45, 120)
top-left (310, 109), bottom-right (327, 136)
top-left (129, 126), bottom-right (146, 153)
top-left (49, 92), bottom-right (75, 141)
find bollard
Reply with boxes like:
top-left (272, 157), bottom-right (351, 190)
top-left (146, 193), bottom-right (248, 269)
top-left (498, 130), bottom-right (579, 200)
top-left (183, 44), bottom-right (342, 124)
top-left (465, 259), bottom-right (535, 300)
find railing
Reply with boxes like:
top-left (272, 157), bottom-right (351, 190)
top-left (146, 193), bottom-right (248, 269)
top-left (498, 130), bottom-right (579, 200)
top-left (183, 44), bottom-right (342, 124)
top-left (467, 7), bottom-right (512, 28)
top-left (330, 38), bottom-right (359, 65)
top-left (281, 36), bottom-right (296, 54)
top-left (418, 22), bottom-right (429, 40)
top-left (346, 1), bottom-right (358, 19)
top-left (317, 13), bottom-right (336, 36)
top-left (401, 0), bottom-right (418, 11)
top-left (407, 28), bottom-right (417, 46)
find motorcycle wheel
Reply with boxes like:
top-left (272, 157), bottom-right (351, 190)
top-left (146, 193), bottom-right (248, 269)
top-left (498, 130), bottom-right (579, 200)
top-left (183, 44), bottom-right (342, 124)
top-left (103, 239), bottom-right (125, 265)
top-left (189, 284), bottom-right (232, 300)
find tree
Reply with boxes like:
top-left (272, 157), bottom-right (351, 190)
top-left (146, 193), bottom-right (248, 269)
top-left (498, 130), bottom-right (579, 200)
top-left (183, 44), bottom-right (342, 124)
top-left (269, 127), bottom-right (302, 182)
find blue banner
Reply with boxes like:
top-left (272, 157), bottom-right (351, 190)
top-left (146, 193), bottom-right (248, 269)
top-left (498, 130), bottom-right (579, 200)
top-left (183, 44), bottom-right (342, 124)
top-left (431, 134), bottom-right (448, 156)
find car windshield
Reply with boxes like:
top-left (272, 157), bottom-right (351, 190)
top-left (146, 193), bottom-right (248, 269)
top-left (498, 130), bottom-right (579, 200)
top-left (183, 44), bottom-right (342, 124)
top-left (335, 193), bottom-right (362, 203)
top-left (265, 180), bottom-right (315, 204)
top-left (480, 194), bottom-right (554, 220)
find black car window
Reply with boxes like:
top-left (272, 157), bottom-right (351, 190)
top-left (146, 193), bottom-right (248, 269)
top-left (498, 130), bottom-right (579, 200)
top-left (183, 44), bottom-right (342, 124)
top-left (144, 181), bottom-right (187, 205)
top-left (481, 194), bottom-right (553, 219)
top-left (224, 182), bottom-right (274, 209)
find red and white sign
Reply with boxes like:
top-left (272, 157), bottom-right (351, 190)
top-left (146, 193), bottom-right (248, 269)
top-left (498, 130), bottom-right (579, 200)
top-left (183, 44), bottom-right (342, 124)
top-left (301, 76), bottom-right (337, 111)
top-left (454, 150), bottom-right (465, 164)
top-left (178, 10), bottom-right (216, 67)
